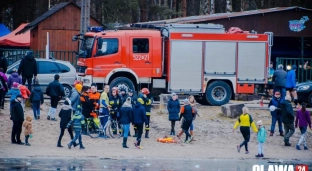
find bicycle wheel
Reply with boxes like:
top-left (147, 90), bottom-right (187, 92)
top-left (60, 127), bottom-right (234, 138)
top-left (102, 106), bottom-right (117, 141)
top-left (87, 120), bottom-right (100, 138)
top-left (108, 121), bottom-right (121, 138)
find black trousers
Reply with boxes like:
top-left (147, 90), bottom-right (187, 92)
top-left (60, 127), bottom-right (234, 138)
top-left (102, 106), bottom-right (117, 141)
top-left (136, 124), bottom-right (144, 145)
top-left (58, 127), bottom-right (74, 143)
top-left (240, 126), bottom-right (250, 151)
top-left (50, 96), bottom-right (59, 108)
top-left (0, 89), bottom-right (5, 108)
top-left (11, 121), bottom-right (23, 143)
top-left (22, 77), bottom-right (32, 91)
top-left (145, 115), bottom-right (150, 131)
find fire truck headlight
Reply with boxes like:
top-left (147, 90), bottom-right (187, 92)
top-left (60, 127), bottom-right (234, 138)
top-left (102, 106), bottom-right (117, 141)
top-left (286, 65), bottom-right (291, 70)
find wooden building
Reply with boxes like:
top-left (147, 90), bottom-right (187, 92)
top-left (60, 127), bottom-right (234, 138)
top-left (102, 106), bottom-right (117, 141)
top-left (17, 2), bottom-right (102, 52)
top-left (136, 7), bottom-right (312, 82)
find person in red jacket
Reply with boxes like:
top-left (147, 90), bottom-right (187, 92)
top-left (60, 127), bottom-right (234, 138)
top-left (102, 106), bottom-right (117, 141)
top-left (18, 84), bottom-right (31, 110)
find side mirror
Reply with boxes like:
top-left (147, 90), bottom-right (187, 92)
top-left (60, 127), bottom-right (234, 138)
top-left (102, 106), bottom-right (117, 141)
top-left (97, 38), bottom-right (103, 49)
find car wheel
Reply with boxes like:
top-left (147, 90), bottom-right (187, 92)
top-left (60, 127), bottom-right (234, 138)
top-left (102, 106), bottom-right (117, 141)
top-left (205, 81), bottom-right (232, 106)
top-left (109, 77), bottom-right (135, 93)
top-left (63, 85), bottom-right (72, 98)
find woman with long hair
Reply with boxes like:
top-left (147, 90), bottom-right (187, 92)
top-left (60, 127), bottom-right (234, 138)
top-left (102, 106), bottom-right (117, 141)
top-left (295, 103), bottom-right (311, 150)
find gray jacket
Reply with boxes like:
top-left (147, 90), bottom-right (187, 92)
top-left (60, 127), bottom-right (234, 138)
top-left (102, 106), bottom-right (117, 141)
top-left (272, 68), bottom-right (287, 87)
top-left (70, 89), bottom-right (81, 111)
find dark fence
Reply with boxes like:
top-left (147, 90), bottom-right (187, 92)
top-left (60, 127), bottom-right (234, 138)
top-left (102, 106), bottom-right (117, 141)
top-left (1, 48), bottom-right (77, 67)
top-left (276, 57), bottom-right (312, 83)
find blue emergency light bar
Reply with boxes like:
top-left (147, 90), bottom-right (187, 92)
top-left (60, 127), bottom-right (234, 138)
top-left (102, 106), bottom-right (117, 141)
top-left (88, 26), bottom-right (104, 32)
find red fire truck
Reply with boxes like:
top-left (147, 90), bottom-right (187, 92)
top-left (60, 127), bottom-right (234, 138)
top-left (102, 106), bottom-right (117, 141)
top-left (73, 24), bottom-right (273, 106)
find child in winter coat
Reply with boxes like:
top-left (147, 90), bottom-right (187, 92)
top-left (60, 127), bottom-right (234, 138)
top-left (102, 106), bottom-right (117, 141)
top-left (255, 120), bottom-right (266, 157)
top-left (29, 82), bottom-right (44, 120)
top-left (7, 82), bottom-right (21, 110)
top-left (67, 105), bottom-right (85, 150)
top-left (23, 115), bottom-right (33, 146)
top-left (7, 68), bottom-right (22, 89)
top-left (57, 98), bottom-right (77, 148)
top-left (18, 84), bottom-right (31, 110)
top-left (268, 91), bottom-right (284, 136)
top-left (295, 103), bottom-right (312, 150)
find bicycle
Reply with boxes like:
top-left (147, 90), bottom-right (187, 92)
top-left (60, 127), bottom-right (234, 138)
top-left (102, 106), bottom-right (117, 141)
top-left (86, 110), bottom-right (101, 138)
top-left (105, 109), bottom-right (122, 138)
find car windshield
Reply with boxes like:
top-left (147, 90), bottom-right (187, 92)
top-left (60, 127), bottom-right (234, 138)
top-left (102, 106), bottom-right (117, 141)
top-left (78, 36), bottom-right (94, 58)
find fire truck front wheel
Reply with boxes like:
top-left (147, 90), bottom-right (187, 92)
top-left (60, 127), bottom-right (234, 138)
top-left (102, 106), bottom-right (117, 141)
top-left (205, 81), bottom-right (231, 106)
top-left (109, 77), bottom-right (135, 93)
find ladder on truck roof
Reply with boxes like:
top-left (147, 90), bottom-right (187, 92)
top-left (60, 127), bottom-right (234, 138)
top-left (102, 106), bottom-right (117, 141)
top-left (164, 24), bottom-right (225, 34)
top-left (130, 23), bottom-right (225, 35)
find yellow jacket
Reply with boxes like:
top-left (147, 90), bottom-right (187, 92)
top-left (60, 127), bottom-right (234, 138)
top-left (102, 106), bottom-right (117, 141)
top-left (100, 91), bottom-right (109, 108)
top-left (233, 113), bottom-right (258, 133)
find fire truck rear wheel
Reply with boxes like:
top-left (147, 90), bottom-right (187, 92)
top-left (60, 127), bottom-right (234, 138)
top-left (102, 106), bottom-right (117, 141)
top-left (109, 77), bottom-right (135, 93)
top-left (205, 81), bottom-right (231, 106)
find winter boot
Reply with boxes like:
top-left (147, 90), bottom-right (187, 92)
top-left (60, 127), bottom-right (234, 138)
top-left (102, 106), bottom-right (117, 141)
top-left (47, 115), bottom-right (50, 120)
top-left (270, 132), bottom-right (273, 136)
top-left (170, 131), bottom-right (173, 135)
top-left (73, 142), bottom-right (79, 147)
top-left (57, 141), bottom-right (63, 148)
top-left (123, 138), bottom-right (129, 148)
top-left (255, 154), bottom-right (262, 157)
top-left (145, 131), bottom-right (149, 138)
top-left (67, 143), bottom-right (72, 149)
top-left (172, 130), bottom-right (175, 135)
top-left (133, 129), bottom-right (137, 137)
top-left (80, 144), bottom-right (85, 150)
top-left (280, 132), bottom-right (284, 137)
top-left (296, 145), bottom-right (301, 150)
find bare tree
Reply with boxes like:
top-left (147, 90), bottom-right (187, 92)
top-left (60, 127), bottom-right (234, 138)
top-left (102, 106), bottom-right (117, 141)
top-left (210, 0), bottom-right (215, 14)
top-left (182, 0), bottom-right (186, 17)
top-left (241, 0), bottom-right (245, 11)
top-left (203, 0), bottom-right (210, 14)
top-left (226, 0), bottom-right (232, 13)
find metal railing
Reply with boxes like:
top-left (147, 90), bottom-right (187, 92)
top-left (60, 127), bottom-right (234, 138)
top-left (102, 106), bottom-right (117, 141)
top-left (1, 48), bottom-right (77, 67)
top-left (276, 57), bottom-right (312, 83)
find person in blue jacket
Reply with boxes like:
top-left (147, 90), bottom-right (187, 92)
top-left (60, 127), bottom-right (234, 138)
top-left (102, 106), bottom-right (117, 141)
top-left (167, 93), bottom-right (180, 135)
top-left (268, 91), bottom-right (284, 136)
top-left (132, 98), bottom-right (148, 149)
top-left (286, 65), bottom-right (298, 108)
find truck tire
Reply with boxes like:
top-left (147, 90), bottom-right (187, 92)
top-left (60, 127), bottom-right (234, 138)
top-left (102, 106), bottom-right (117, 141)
top-left (109, 77), bottom-right (135, 93)
top-left (205, 81), bottom-right (232, 106)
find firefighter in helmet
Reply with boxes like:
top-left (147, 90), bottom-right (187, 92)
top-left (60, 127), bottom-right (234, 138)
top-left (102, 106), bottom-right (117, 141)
top-left (138, 88), bottom-right (153, 138)
top-left (109, 87), bottom-right (122, 135)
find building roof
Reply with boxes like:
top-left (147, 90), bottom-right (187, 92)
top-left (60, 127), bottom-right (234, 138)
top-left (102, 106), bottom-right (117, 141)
top-left (0, 23), bottom-right (30, 47)
top-left (0, 24), bottom-right (11, 37)
top-left (16, 2), bottom-right (103, 35)
top-left (136, 6), bottom-right (312, 26)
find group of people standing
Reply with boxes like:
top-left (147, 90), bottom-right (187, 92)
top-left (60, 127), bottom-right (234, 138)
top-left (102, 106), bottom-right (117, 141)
top-left (56, 81), bottom-right (153, 149)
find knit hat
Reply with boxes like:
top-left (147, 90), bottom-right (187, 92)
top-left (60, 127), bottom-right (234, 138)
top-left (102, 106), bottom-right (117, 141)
top-left (183, 98), bottom-right (189, 104)
top-left (256, 120), bottom-right (263, 126)
top-left (292, 65), bottom-right (297, 70)
top-left (122, 97), bottom-right (132, 108)
top-left (171, 92), bottom-right (176, 96)
top-left (12, 82), bottom-right (19, 88)
top-left (75, 83), bottom-right (83, 93)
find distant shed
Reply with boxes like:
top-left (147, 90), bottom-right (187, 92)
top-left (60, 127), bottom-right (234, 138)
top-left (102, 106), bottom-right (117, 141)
top-left (17, 2), bottom-right (103, 53)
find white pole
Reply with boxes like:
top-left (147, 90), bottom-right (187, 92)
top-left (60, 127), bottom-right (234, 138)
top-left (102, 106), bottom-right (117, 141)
top-left (49, 0), bottom-right (50, 9)
top-left (46, 32), bottom-right (49, 59)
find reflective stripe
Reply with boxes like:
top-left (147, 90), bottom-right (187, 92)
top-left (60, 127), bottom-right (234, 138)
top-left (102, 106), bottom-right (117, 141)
top-left (146, 112), bottom-right (151, 116)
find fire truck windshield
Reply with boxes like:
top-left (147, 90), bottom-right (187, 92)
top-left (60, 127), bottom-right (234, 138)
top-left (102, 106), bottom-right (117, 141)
top-left (78, 36), bottom-right (94, 58)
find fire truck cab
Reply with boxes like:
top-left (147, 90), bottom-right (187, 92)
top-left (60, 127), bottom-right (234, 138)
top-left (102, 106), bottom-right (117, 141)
top-left (74, 24), bottom-right (273, 106)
